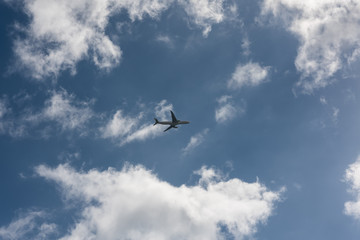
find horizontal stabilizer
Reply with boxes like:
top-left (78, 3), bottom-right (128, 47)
top-left (153, 118), bottom-right (159, 126)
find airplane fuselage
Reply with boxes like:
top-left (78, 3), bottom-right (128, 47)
top-left (156, 120), bottom-right (190, 127)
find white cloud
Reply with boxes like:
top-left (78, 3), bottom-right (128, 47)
top-left (35, 163), bottom-right (284, 240)
top-left (0, 90), bottom-right (93, 138)
top-left (121, 124), bottom-right (161, 146)
top-left (0, 211), bottom-right (57, 240)
top-left (320, 96), bottom-right (327, 105)
top-left (344, 156), bottom-right (360, 219)
top-left (156, 35), bottom-right (174, 48)
top-left (101, 100), bottom-right (173, 146)
top-left (241, 35), bottom-right (251, 56)
top-left (8, 0), bottom-right (228, 79)
top-left (227, 62), bottom-right (270, 90)
top-left (0, 99), bottom-right (7, 118)
top-left (215, 103), bottom-right (236, 123)
top-left (182, 128), bottom-right (209, 155)
top-left (215, 95), bottom-right (245, 123)
top-left (178, 0), bottom-right (225, 36)
top-left (12, 0), bottom-right (117, 79)
top-left (194, 165), bottom-right (224, 187)
top-left (332, 107), bottom-right (339, 124)
top-left (101, 110), bottom-right (141, 139)
top-left (10, 0), bottom-right (177, 79)
top-left (2, 93), bottom-right (170, 141)
top-left (0, 98), bottom-right (9, 134)
top-left (261, 0), bottom-right (360, 92)
top-left (43, 90), bottom-right (93, 131)
top-left (154, 99), bottom-right (173, 120)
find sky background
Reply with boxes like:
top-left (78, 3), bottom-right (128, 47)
top-left (1, 0), bottom-right (360, 239)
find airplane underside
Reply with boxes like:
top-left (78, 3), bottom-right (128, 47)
top-left (163, 125), bottom-right (178, 132)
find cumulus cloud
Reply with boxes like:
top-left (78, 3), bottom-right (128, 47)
top-left (35, 163), bottom-right (283, 239)
top-left (0, 211), bottom-right (57, 240)
top-left (344, 156), bottom-right (360, 219)
top-left (182, 128), bottom-right (209, 155)
top-left (215, 95), bottom-right (245, 123)
top-left (178, 0), bottom-right (225, 36)
top-left (227, 62), bottom-right (270, 90)
top-left (7, 0), bottom-right (228, 79)
top-left (100, 100), bottom-right (173, 145)
top-left (260, 0), bottom-right (360, 92)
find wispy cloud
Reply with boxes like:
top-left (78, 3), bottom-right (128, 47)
top-left (182, 128), bottom-right (209, 155)
top-left (100, 100), bottom-right (173, 146)
top-left (0, 99), bottom-right (7, 118)
top-left (260, 0), bottom-right (360, 92)
top-left (101, 110), bottom-right (141, 139)
top-left (42, 90), bottom-right (94, 131)
top-left (215, 95), bottom-right (245, 123)
top-left (156, 34), bottom-right (174, 48)
top-left (35, 163), bottom-right (284, 239)
top-left (0, 98), bottom-right (9, 135)
top-left (320, 96), bottom-right (327, 105)
top-left (332, 107), bottom-right (340, 124)
top-left (0, 89), bottom-right (93, 138)
top-left (0, 211), bottom-right (57, 240)
top-left (1, 92), bottom-right (172, 143)
top-left (241, 35), bottom-right (251, 56)
top-left (227, 62), bottom-right (270, 90)
top-left (344, 156), bottom-right (360, 220)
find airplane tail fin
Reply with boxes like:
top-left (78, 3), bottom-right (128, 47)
top-left (153, 118), bottom-right (159, 126)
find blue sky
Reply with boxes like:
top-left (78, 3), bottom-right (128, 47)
top-left (1, 0), bottom-right (360, 239)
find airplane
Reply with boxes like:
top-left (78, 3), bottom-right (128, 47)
top-left (154, 110), bottom-right (190, 132)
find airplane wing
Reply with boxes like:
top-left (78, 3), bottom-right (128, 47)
top-left (170, 111), bottom-right (177, 123)
top-left (164, 126), bottom-right (173, 132)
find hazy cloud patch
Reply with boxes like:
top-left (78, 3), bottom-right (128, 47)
top-left (332, 107), bottom-right (340, 124)
top-left (0, 211), bottom-right (57, 240)
top-left (0, 98), bottom-right (9, 135)
top-left (0, 99), bottom-right (8, 118)
top-left (320, 96), bottom-right (327, 105)
top-left (241, 35), bottom-right (251, 56)
top-left (156, 34), bottom-right (174, 48)
top-left (42, 90), bottom-right (94, 131)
